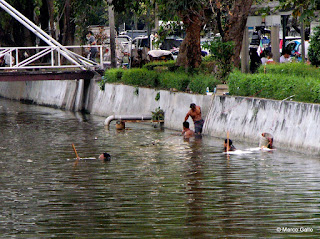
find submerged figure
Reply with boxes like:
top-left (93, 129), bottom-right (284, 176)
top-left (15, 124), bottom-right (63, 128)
top-left (99, 152), bottom-right (111, 162)
top-left (185, 103), bottom-right (204, 135)
top-left (181, 121), bottom-right (195, 138)
top-left (224, 139), bottom-right (236, 152)
top-left (259, 132), bottom-right (273, 149)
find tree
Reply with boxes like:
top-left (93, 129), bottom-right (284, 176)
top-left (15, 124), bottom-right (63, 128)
top-left (0, 0), bottom-right (107, 46)
top-left (210, 0), bottom-right (254, 67)
top-left (156, 0), bottom-right (209, 69)
top-left (155, 0), bottom-right (254, 68)
top-left (0, 0), bottom-right (42, 46)
top-left (308, 26), bottom-right (320, 66)
top-left (278, 0), bottom-right (320, 19)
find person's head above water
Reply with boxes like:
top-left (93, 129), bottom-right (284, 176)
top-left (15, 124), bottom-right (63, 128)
top-left (99, 152), bottom-right (111, 161)
top-left (183, 121), bottom-right (190, 129)
top-left (224, 138), bottom-right (233, 146)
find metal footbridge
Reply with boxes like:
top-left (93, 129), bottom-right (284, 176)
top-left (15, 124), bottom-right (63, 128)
top-left (0, 0), bottom-right (104, 81)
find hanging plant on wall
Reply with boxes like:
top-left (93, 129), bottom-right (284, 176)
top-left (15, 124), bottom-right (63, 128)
top-left (151, 107), bottom-right (164, 121)
top-left (155, 92), bottom-right (160, 101)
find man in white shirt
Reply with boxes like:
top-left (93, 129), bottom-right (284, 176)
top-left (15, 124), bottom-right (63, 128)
top-left (280, 49), bottom-right (291, 63)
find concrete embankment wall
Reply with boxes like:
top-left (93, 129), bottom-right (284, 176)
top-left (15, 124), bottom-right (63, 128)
top-left (85, 81), bottom-right (212, 131)
top-left (203, 96), bottom-right (320, 155)
top-left (0, 80), bottom-right (212, 132)
top-left (1, 80), bottom-right (320, 154)
top-left (0, 80), bottom-right (84, 111)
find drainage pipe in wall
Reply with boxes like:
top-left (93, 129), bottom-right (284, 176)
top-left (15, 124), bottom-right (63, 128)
top-left (104, 115), bottom-right (153, 127)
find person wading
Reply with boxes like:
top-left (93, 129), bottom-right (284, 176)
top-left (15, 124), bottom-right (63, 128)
top-left (185, 103), bottom-right (204, 135)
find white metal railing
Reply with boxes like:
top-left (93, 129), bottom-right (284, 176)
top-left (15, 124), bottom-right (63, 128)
top-left (0, 45), bottom-right (106, 70)
top-left (0, 0), bottom-right (103, 71)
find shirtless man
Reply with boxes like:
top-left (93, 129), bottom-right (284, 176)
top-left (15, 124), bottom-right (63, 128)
top-left (181, 121), bottom-right (195, 138)
top-left (259, 132), bottom-right (273, 149)
top-left (185, 103), bottom-right (204, 134)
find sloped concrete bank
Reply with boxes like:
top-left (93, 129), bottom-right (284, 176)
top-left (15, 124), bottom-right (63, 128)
top-left (203, 96), bottom-right (320, 155)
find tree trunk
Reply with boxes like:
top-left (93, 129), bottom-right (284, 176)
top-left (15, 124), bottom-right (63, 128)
top-left (46, 0), bottom-right (56, 38)
top-left (176, 13), bottom-right (202, 69)
top-left (61, 0), bottom-right (75, 45)
top-left (221, 0), bottom-right (253, 67)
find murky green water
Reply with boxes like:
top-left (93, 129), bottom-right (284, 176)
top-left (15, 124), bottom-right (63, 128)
top-left (1, 98), bottom-right (320, 238)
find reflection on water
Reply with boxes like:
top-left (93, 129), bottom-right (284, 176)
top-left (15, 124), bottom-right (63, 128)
top-left (1, 98), bottom-right (320, 238)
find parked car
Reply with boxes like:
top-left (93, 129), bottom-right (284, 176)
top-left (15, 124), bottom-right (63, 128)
top-left (116, 35), bottom-right (132, 53)
top-left (148, 49), bottom-right (173, 61)
top-left (132, 36), bottom-right (150, 49)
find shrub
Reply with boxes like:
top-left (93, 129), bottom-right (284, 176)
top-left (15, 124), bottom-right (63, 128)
top-left (122, 68), bottom-right (159, 87)
top-left (143, 60), bottom-right (176, 71)
top-left (257, 62), bottom-right (320, 78)
top-left (309, 26), bottom-right (320, 66)
top-left (158, 72), bottom-right (190, 91)
top-left (100, 66), bottom-right (218, 95)
top-left (228, 70), bottom-right (320, 103)
top-left (202, 39), bottom-right (234, 82)
top-left (189, 74), bottom-right (219, 94)
top-left (104, 68), bottom-right (124, 83)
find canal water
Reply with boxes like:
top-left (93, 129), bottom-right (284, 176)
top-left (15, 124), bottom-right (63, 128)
top-left (1, 98), bottom-right (319, 238)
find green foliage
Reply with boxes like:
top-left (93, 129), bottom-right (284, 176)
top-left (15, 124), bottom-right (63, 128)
top-left (308, 26), bottom-right (320, 66)
top-left (72, 0), bottom-right (107, 42)
top-left (278, 0), bottom-right (319, 20)
top-left (122, 68), bottom-right (159, 87)
top-left (104, 68), bottom-right (125, 83)
top-left (257, 62), bottom-right (320, 77)
top-left (143, 60), bottom-right (177, 71)
top-left (202, 39), bottom-right (234, 83)
top-left (155, 92), bottom-right (160, 101)
top-left (228, 64), bottom-right (320, 103)
top-left (158, 72), bottom-right (190, 91)
top-left (189, 74), bottom-right (219, 94)
top-left (151, 107), bottom-right (164, 121)
top-left (101, 67), bottom-right (218, 94)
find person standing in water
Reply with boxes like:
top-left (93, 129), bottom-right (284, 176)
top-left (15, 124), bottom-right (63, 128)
top-left (185, 103), bottom-right (204, 135)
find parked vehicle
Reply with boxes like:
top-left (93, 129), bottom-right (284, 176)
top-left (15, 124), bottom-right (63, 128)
top-left (116, 35), bottom-right (132, 53)
top-left (132, 36), bottom-right (150, 49)
top-left (148, 49), bottom-right (173, 61)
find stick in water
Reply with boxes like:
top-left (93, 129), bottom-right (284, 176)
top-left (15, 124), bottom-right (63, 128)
top-left (226, 131), bottom-right (230, 155)
top-left (72, 143), bottom-right (80, 166)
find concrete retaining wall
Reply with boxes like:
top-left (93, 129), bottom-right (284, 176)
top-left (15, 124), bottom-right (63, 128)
top-left (203, 96), bottom-right (320, 155)
top-left (1, 79), bottom-right (320, 154)
top-left (85, 81), bottom-right (212, 131)
top-left (0, 80), bottom-right (212, 132)
top-left (0, 80), bottom-right (84, 111)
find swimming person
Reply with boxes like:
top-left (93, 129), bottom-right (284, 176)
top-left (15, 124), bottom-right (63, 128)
top-left (259, 132), bottom-right (273, 149)
top-left (224, 139), bottom-right (236, 152)
top-left (185, 103), bottom-right (204, 135)
top-left (99, 152), bottom-right (111, 161)
top-left (181, 121), bottom-right (195, 138)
